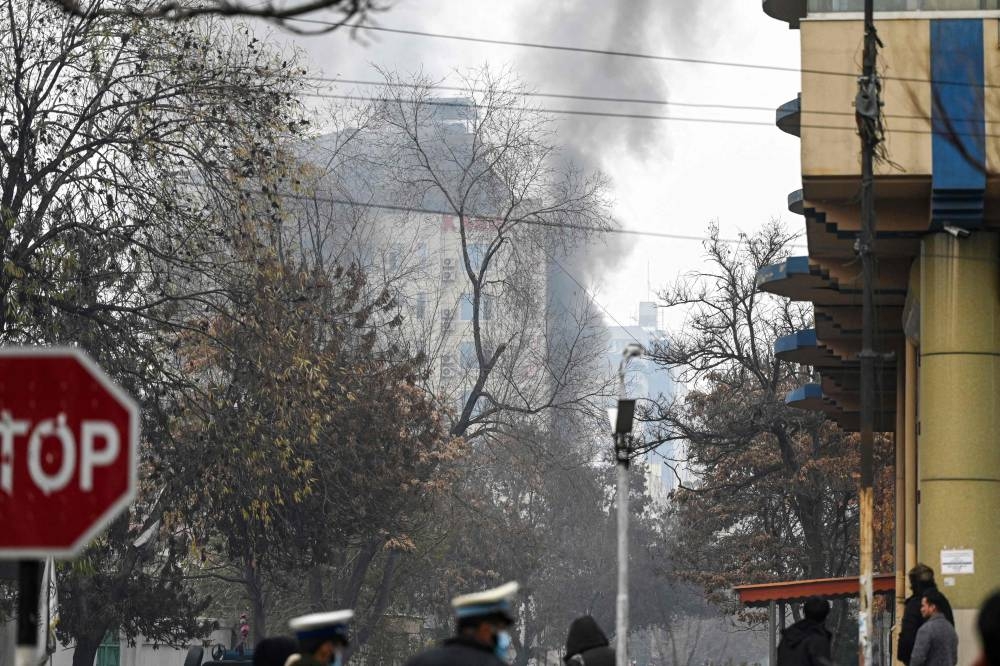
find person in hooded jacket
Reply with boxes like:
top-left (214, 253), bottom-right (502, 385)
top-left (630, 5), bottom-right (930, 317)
top-left (898, 564), bottom-right (955, 665)
top-left (563, 616), bottom-right (614, 666)
top-left (776, 596), bottom-right (833, 666)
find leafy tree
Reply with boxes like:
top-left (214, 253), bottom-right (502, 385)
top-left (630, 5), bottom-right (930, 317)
top-left (0, 1), bottom-right (307, 662)
top-left (170, 183), bottom-right (465, 639)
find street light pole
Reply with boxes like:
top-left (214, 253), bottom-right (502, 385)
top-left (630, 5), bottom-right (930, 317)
top-left (613, 343), bottom-right (642, 666)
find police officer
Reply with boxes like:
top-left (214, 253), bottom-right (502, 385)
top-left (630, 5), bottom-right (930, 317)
top-left (405, 581), bottom-right (520, 666)
top-left (287, 610), bottom-right (353, 666)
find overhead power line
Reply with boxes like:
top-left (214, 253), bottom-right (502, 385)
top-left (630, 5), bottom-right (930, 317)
top-left (300, 92), bottom-right (1000, 139)
top-left (309, 77), bottom-right (983, 124)
top-left (287, 17), bottom-right (1000, 89)
top-left (180, 180), bottom-right (806, 247)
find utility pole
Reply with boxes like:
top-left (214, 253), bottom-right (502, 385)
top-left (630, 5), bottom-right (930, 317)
top-left (855, 0), bottom-right (882, 663)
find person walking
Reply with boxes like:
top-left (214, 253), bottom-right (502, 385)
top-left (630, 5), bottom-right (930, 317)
top-left (775, 596), bottom-right (833, 666)
top-left (899, 564), bottom-right (955, 665)
top-left (286, 610), bottom-right (353, 666)
top-left (973, 590), bottom-right (1000, 666)
top-left (563, 616), bottom-right (614, 666)
top-left (910, 589), bottom-right (958, 666)
top-left (404, 581), bottom-right (519, 666)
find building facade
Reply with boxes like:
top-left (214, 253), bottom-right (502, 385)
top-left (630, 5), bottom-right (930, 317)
top-left (758, 1), bottom-right (1000, 662)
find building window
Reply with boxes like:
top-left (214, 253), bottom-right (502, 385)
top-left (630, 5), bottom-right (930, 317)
top-left (467, 243), bottom-right (487, 273)
top-left (459, 340), bottom-right (477, 369)
top-left (415, 293), bottom-right (427, 320)
top-left (460, 294), bottom-right (493, 321)
top-left (96, 632), bottom-right (120, 666)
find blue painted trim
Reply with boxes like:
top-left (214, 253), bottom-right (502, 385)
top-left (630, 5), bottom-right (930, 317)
top-left (455, 601), bottom-right (513, 619)
top-left (785, 383), bottom-right (823, 406)
top-left (774, 328), bottom-right (817, 356)
top-left (931, 19), bottom-right (985, 229)
top-left (755, 256), bottom-right (810, 288)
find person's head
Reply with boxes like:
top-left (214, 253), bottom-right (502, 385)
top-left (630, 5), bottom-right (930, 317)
top-left (253, 637), bottom-right (298, 666)
top-left (457, 613), bottom-right (513, 651)
top-left (803, 597), bottom-right (831, 623)
top-left (921, 589), bottom-right (947, 619)
top-left (909, 563), bottom-right (936, 593)
top-left (451, 581), bottom-right (519, 660)
top-left (563, 615), bottom-right (610, 663)
top-left (974, 591), bottom-right (1000, 666)
top-left (288, 610), bottom-right (353, 666)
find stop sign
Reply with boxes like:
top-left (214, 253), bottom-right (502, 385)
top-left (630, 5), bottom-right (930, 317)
top-left (0, 347), bottom-right (139, 557)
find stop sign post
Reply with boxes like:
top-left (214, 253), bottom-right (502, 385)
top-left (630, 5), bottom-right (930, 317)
top-left (0, 347), bottom-right (139, 666)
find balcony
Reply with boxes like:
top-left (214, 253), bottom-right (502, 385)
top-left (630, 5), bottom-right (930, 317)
top-left (788, 189), bottom-right (804, 216)
top-left (763, 0), bottom-right (807, 27)
top-left (776, 95), bottom-right (801, 137)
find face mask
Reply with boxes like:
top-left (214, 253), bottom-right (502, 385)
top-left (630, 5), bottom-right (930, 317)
top-left (494, 630), bottom-right (512, 660)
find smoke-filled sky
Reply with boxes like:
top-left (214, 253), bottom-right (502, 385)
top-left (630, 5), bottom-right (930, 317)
top-left (264, 0), bottom-right (802, 330)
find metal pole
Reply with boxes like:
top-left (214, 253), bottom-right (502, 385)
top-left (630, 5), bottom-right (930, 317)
top-left (615, 444), bottom-right (629, 666)
top-left (615, 365), bottom-right (629, 666)
top-left (856, 0), bottom-right (879, 663)
top-left (16, 560), bottom-right (41, 666)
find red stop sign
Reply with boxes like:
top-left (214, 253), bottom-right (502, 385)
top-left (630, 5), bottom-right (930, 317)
top-left (0, 348), bottom-right (139, 557)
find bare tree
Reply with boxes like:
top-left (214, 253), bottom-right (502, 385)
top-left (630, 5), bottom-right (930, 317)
top-left (364, 66), bottom-right (616, 439)
top-left (42, 0), bottom-right (377, 32)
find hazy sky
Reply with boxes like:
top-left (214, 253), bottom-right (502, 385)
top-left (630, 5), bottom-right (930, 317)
top-left (261, 0), bottom-right (803, 331)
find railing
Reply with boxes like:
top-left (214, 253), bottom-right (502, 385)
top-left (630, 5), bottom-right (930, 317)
top-left (808, 0), bottom-right (1000, 10)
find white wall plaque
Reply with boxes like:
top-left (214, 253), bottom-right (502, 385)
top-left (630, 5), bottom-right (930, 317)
top-left (940, 549), bottom-right (974, 575)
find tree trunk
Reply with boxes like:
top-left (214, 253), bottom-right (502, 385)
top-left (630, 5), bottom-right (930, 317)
top-left (71, 631), bottom-right (104, 666)
top-left (246, 561), bottom-right (268, 640)
top-left (342, 540), bottom-right (380, 609)
top-left (347, 549), bottom-right (401, 663)
top-left (308, 565), bottom-right (325, 612)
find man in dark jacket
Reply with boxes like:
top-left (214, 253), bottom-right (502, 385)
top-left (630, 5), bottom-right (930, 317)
top-left (404, 582), bottom-right (519, 666)
top-left (974, 590), bottom-right (1000, 666)
top-left (776, 596), bottom-right (832, 666)
top-left (563, 616), bottom-right (614, 666)
top-left (898, 564), bottom-right (955, 665)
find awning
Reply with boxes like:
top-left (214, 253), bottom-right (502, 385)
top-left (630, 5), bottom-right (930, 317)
top-left (734, 574), bottom-right (897, 608)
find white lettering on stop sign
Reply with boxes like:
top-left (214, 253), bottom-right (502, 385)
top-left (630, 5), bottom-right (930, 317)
top-left (0, 410), bottom-right (121, 495)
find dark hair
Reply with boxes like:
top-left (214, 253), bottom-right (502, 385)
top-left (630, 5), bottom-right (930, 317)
top-left (909, 564), bottom-right (935, 590)
top-left (978, 591), bottom-right (1000, 666)
top-left (253, 637), bottom-right (298, 666)
top-left (923, 588), bottom-right (947, 611)
top-left (457, 612), bottom-right (512, 633)
top-left (803, 597), bottom-right (830, 622)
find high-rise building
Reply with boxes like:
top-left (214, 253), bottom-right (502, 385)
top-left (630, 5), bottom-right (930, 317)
top-left (758, 2), bottom-right (1000, 661)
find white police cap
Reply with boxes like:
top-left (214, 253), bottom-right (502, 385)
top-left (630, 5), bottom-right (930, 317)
top-left (288, 610), bottom-right (354, 644)
top-left (451, 581), bottom-right (519, 621)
